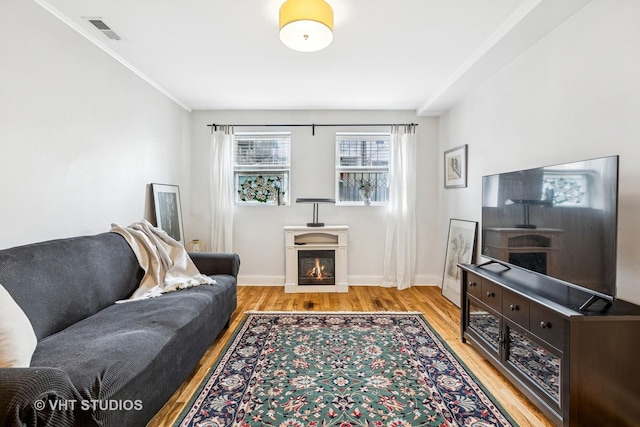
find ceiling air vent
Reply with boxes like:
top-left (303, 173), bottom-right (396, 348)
top-left (86, 18), bottom-right (121, 41)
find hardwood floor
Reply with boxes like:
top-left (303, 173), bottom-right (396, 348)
top-left (148, 286), bottom-right (554, 427)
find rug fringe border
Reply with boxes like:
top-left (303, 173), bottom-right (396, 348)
top-left (244, 310), bottom-right (424, 314)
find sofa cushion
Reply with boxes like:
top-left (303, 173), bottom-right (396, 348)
top-left (29, 275), bottom-right (237, 424)
top-left (0, 283), bottom-right (37, 367)
top-left (0, 233), bottom-right (143, 340)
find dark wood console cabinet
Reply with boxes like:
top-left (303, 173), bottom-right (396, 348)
top-left (459, 263), bottom-right (640, 427)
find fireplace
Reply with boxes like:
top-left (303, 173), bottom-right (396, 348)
top-left (509, 252), bottom-right (547, 275)
top-left (284, 225), bottom-right (348, 293)
top-left (298, 250), bottom-right (335, 285)
top-left (483, 228), bottom-right (563, 277)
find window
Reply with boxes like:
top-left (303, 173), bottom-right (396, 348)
top-left (542, 173), bottom-right (588, 207)
top-left (335, 133), bottom-right (390, 205)
top-left (233, 132), bottom-right (290, 205)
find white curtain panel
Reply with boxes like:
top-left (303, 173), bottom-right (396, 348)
top-left (210, 127), bottom-right (234, 253)
top-left (382, 125), bottom-right (417, 290)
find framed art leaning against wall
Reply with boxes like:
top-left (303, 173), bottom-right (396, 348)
top-left (441, 219), bottom-right (477, 307)
top-left (151, 183), bottom-right (185, 245)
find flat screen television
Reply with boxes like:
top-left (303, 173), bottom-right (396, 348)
top-left (481, 155), bottom-right (619, 305)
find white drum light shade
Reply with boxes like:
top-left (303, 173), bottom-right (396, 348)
top-left (279, 0), bottom-right (334, 52)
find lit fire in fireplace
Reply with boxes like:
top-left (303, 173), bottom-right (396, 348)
top-left (306, 258), bottom-right (328, 280)
top-left (298, 249), bottom-right (335, 285)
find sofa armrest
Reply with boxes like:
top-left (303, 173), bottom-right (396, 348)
top-left (0, 367), bottom-right (98, 427)
top-left (189, 252), bottom-right (240, 278)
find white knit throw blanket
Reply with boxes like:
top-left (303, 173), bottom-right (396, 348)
top-left (111, 220), bottom-right (215, 303)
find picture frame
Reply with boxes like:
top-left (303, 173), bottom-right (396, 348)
top-left (441, 218), bottom-right (478, 307)
top-left (444, 144), bottom-right (468, 188)
top-left (151, 183), bottom-right (185, 245)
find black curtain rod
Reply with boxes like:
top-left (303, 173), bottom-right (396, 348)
top-left (207, 122), bottom-right (418, 136)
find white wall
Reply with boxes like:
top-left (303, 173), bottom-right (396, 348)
top-left (0, 0), bottom-right (191, 249)
top-left (438, 0), bottom-right (640, 304)
top-left (190, 110), bottom-right (440, 286)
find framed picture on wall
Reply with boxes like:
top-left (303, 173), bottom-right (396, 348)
top-left (444, 144), bottom-right (468, 188)
top-left (441, 218), bottom-right (477, 307)
top-left (151, 183), bottom-right (185, 245)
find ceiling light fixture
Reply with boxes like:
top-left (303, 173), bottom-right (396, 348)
top-left (279, 0), bottom-right (334, 52)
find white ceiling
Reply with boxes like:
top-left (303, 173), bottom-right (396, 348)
top-left (36, 0), bottom-right (592, 114)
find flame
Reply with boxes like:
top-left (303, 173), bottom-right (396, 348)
top-left (306, 258), bottom-right (327, 279)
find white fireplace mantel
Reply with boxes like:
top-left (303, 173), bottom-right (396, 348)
top-left (284, 225), bottom-right (348, 293)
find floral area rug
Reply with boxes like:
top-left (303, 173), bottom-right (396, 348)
top-left (176, 312), bottom-right (517, 427)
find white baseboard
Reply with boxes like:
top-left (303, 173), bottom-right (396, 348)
top-left (238, 274), bottom-right (443, 287)
top-left (416, 274), bottom-right (442, 287)
top-left (238, 275), bottom-right (284, 286)
top-left (346, 275), bottom-right (441, 286)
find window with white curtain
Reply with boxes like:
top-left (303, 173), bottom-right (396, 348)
top-left (233, 132), bottom-right (291, 205)
top-left (335, 132), bottom-right (390, 205)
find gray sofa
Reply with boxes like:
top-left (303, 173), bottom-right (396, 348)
top-left (0, 232), bottom-right (239, 427)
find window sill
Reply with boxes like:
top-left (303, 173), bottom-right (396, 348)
top-left (335, 201), bottom-right (388, 207)
top-left (236, 201), bottom-right (289, 206)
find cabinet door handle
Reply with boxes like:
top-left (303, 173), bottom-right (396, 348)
top-left (486, 291), bottom-right (495, 298)
top-left (540, 321), bottom-right (551, 329)
top-left (468, 281), bottom-right (477, 287)
top-left (510, 304), bottom-right (519, 311)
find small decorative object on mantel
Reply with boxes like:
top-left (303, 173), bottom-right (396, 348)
top-left (444, 144), bottom-right (468, 188)
top-left (296, 198), bottom-right (335, 227)
top-left (441, 218), bottom-right (477, 307)
top-left (151, 183), bottom-right (185, 245)
top-left (186, 240), bottom-right (207, 253)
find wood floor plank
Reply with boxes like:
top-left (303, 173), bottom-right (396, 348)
top-left (147, 286), bottom-right (553, 427)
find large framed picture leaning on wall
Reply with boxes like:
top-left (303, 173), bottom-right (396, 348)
top-left (151, 183), bottom-right (185, 245)
top-left (441, 219), bottom-right (477, 307)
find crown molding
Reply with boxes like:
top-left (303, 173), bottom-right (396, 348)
top-left (33, 0), bottom-right (192, 112)
top-left (418, 0), bottom-right (593, 116)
